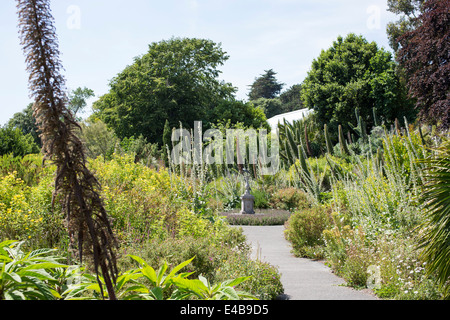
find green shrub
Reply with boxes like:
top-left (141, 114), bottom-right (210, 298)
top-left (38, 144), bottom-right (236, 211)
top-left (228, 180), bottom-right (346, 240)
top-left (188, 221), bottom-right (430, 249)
top-left (0, 127), bottom-right (39, 158)
top-left (269, 187), bottom-right (311, 211)
top-left (252, 189), bottom-right (270, 209)
top-left (284, 205), bottom-right (333, 259)
top-left (119, 233), bottom-right (283, 300)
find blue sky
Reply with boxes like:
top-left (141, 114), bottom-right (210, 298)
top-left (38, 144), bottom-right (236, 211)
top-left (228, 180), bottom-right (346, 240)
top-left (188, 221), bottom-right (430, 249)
top-left (0, 0), bottom-right (398, 125)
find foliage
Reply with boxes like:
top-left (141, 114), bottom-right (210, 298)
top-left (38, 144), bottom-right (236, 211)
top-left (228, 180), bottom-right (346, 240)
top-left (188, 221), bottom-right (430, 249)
top-left (0, 240), bottom-right (68, 300)
top-left (0, 126), bottom-right (39, 157)
top-left (0, 153), bottom-right (51, 186)
top-left (269, 187), bottom-right (311, 211)
top-left (208, 99), bottom-right (270, 131)
top-left (301, 33), bottom-right (415, 142)
top-left (279, 84), bottom-right (303, 113)
top-left (317, 125), bottom-right (447, 298)
top-left (119, 135), bottom-right (160, 167)
top-left (7, 103), bottom-right (41, 147)
top-left (93, 37), bottom-right (237, 145)
top-left (278, 113), bottom-right (324, 167)
top-left (79, 119), bottom-right (118, 160)
top-left (386, 0), bottom-right (425, 53)
top-left (118, 234), bottom-right (283, 300)
top-left (221, 210), bottom-right (291, 226)
top-left (251, 98), bottom-right (283, 119)
top-left (284, 205), bottom-right (333, 259)
top-left (417, 140), bottom-right (450, 298)
top-left (396, 0), bottom-right (450, 129)
top-left (0, 164), bottom-right (66, 250)
top-left (162, 119), bottom-right (171, 167)
top-left (248, 69), bottom-right (284, 101)
top-left (0, 241), bottom-right (260, 300)
top-left (67, 87), bottom-right (95, 120)
top-left (70, 254), bottom-right (256, 300)
top-left (382, 124), bottom-right (427, 185)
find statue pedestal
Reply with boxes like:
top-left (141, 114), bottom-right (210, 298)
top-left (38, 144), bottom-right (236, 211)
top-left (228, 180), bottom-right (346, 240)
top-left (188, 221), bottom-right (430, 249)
top-left (240, 191), bottom-right (255, 214)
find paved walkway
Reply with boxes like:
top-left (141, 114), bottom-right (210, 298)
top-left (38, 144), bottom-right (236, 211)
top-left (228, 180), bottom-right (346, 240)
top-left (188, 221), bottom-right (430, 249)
top-left (237, 225), bottom-right (378, 300)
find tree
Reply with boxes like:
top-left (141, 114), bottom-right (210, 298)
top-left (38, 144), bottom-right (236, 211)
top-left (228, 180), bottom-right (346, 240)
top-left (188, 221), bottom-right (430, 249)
top-left (7, 103), bottom-right (41, 146)
top-left (68, 87), bottom-right (95, 120)
top-left (93, 38), bottom-right (237, 145)
top-left (17, 0), bottom-right (117, 299)
top-left (300, 33), bottom-right (415, 143)
top-left (79, 119), bottom-right (118, 160)
top-left (248, 69), bottom-right (284, 100)
top-left (250, 98), bottom-right (283, 119)
top-left (386, 0), bottom-right (425, 54)
top-left (279, 84), bottom-right (304, 113)
top-left (209, 98), bottom-right (270, 130)
top-left (396, 0), bottom-right (450, 129)
top-left (0, 126), bottom-right (39, 157)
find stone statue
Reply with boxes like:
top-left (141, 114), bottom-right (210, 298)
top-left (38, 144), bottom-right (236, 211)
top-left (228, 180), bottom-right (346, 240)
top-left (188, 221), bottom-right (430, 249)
top-left (240, 169), bottom-right (255, 214)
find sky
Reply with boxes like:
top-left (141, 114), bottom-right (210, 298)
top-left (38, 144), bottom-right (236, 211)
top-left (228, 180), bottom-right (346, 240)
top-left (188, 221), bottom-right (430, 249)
top-left (0, 0), bottom-right (399, 126)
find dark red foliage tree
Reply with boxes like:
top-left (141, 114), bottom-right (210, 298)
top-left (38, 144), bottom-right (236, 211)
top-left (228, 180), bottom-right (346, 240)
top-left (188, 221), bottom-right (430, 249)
top-left (396, 0), bottom-right (449, 129)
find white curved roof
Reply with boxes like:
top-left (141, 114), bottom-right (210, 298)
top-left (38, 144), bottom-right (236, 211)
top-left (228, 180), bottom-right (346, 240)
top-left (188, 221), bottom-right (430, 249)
top-left (267, 108), bottom-right (313, 132)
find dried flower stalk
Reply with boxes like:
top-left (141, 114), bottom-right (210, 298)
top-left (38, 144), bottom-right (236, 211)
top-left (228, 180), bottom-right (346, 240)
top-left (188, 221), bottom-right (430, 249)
top-left (16, 0), bottom-right (118, 299)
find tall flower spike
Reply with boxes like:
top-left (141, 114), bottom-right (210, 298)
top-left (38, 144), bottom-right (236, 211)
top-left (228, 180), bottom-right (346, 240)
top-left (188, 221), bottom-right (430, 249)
top-left (16, 0), bottom-right (118, 299)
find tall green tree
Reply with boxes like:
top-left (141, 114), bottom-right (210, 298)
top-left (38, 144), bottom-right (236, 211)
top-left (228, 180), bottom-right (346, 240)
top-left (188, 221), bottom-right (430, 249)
top-left (93, 38), bottom-right (237, 145)
top-left (8, 103), bottom-right (41, 146)
top-left (300, 33), bottom-right (415, 143)
top-left (279, 84), bottom-right (304, 113)
top-left (248, 69), bottom-right (284, 100)
top-left (68, 87), bottom-right (95, 120)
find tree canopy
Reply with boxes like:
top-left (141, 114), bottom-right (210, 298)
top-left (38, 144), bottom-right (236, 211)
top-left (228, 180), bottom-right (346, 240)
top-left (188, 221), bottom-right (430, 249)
top-left (248, 69), bottom-right (284, 101)
top-left (8, 103), bottom-right (41, 146)
top-left (93, 38), bottom-right (267, 145)
top-left (279, 84), bottom-right (304, 113)
top-left (300, 33), bottom-right (415, 141)
top-left (386, 0), bottom-right (425, 54)
top-left (396, 0), bottom-right (449, 129)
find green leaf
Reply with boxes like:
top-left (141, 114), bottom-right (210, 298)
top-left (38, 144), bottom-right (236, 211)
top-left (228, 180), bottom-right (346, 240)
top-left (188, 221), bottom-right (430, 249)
top-left (156, 262), bottom-right (168, 285)
top-left (4, 290), bottom-right (26, 300)
top-left (140, 265), bottom-right (158, 285)
top-left (166, 257), bottom-right (194, 280)
top-left (219, 286), bottom-right (239, 300)
top-left (171, 277), bottom-right (208, 297)
top-left (223, 276), bottom-right (251, 288)
top-left (22, 262), bottom-right (67, 271)
top-left (149, 287), bottom-right (164, 300)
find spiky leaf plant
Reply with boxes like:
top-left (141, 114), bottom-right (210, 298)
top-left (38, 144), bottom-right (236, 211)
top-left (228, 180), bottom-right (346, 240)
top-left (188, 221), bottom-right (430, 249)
top-left (16, 0), bottom-right (118, 299)
top-left (418, 140), bottom-right (450, 299)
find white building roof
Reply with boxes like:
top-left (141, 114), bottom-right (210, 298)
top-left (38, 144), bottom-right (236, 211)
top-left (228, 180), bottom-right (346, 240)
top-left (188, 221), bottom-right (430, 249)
top-left (267, 108), bottom-right (313, 132)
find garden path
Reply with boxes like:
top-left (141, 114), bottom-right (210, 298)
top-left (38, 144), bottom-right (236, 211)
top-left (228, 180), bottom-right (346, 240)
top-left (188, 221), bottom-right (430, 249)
top-left (237, 225), bottom-right (378, 300)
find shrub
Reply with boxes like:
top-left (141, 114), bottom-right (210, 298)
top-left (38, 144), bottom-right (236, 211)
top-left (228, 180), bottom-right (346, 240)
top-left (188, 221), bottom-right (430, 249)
top-left (221, 210), bottom-right (291, 226)
top-left (0, 171), bottom-right (65, 249)
top-left (284, 205), bottom-right (333, 259)
top-left (0, 127), bottom-right (39, 157)
top-left (119, 233), bottom-right (283, 300)
top-left (269, 187), bottom-right (311, 211)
